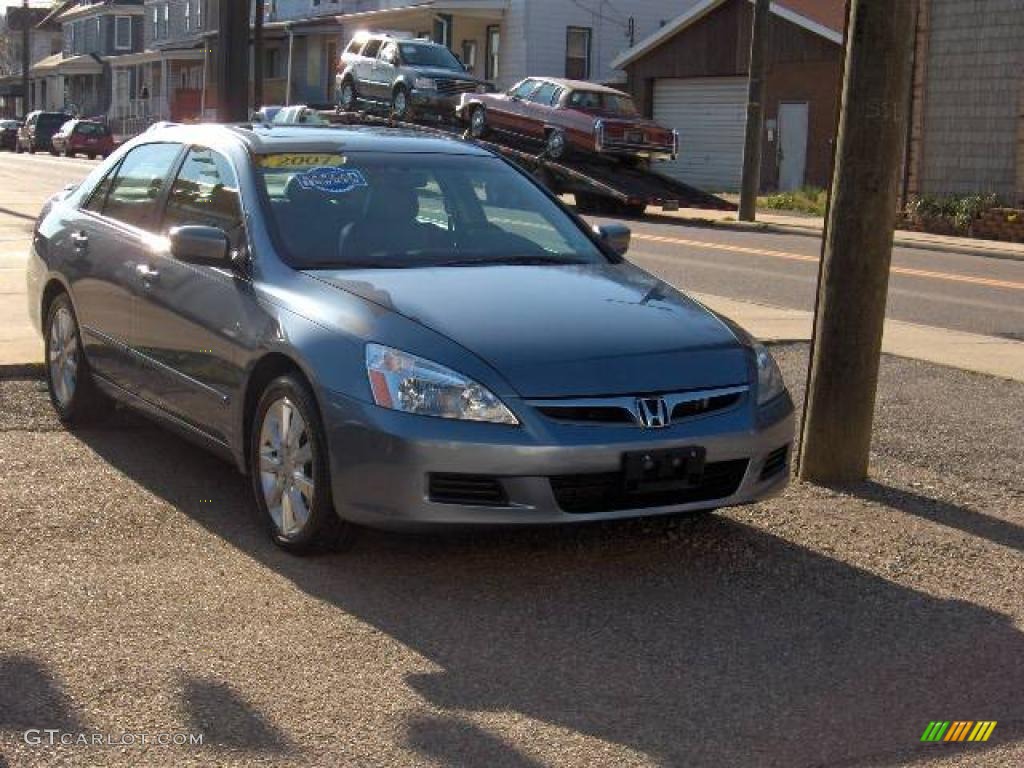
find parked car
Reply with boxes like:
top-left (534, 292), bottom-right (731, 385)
top-left (458, 78), bottom-right (678, 163)
top-left (0, 119), bottom-right (20, 150)
top-left (337, 33), bottom-right (489, 120)
top-left (16, 110), bottom-right (74, 154)
top-left (27, 123), bottom-right (792, 554)
top-left (51, 119), bottom-right (114, 159)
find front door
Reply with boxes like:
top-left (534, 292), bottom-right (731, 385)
top-left (778, 102), bottom-right (808, 192)
top-left (131, 145), bottom-right (255, 443)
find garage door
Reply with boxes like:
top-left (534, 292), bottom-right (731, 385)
top-left (653, 77), bottom-right (748, 193)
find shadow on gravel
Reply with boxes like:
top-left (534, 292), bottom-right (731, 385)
top-left (848, 481), bottom-right (1024, 554)
top-left (73, 424), bottom-right (1024, 767)
top-left (180, 677), bottom-right (295, 754)
top-left (0, 655), bottom-right (85, 734)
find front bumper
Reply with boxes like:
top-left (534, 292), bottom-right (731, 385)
top-left (322, 387), bottom-right (794, 529)
top-left (411, 90), bottom-right (476, 115)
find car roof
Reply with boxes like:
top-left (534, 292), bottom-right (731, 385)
top-left (530, 78), bottom-right (628, 96)
top-left (136, 122), bottom-right (494, 157)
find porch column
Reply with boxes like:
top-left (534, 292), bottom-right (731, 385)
top-left (285, 29), bottom-right (294, 106)
top-left (161, 57), bottom-right (169, 119)
top-left (200, 43), bottom-right (208, 116)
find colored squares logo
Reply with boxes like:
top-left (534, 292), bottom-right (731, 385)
top-left (920, 721), bottom-right (997, 743)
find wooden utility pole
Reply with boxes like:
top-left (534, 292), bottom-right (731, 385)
top-left (253, 0), bottom-right (264, 111)
top-left (798, 0), bottom-right (918, 484)
top-left (738, 0), bottom-right (771, 222)
top-left (20, 0), bottom-right (30, 115)
top-left (216, 0), bottom-right (251, 122)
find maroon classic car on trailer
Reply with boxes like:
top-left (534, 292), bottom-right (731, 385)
top-left (457, 77), bottom-right (678, 163)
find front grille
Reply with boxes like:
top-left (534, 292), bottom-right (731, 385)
top-left (759, 444), bottom-right (790, 481)
top-left (532, 387), bottom-right (746, 427)
top-left (536, 405), bottom-right (635, 425)
top-left (428, 473), bottom-right (508, 506)
top-left (435, 79), bottom-right (479, 96)
top-left (550, 459), bottom-right (749, 514)
top-left (671, 393), bottom-right (743, 421)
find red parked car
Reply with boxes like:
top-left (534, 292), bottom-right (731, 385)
top-left (457, 77), bottom-right (678, 163)
top-left (51, 119), bottom-right (114, 159)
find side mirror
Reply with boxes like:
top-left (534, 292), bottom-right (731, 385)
top-left (169, 225), bottom-right (231, 267)
top-left (594, 223), bottom-right (631, 256)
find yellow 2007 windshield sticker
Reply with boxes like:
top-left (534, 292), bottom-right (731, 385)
top-left (259, 154), bottom-right (346, 169)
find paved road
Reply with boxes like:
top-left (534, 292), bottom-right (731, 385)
top-left (1, 151), bottom-right (1022, 341)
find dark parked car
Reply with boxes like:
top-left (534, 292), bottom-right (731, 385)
top-left (458, 78), bottom-right (678, 162)
top-left (51, 119), bottom-right (114, 159)
top-left (27, 123), bottom-right (792, 555)
top-left (336, 33), bottom-right (489, 120)
top-left (17, 110), bottom-right (74, 154)
top-left (0, 118), bottom-right (20, 150)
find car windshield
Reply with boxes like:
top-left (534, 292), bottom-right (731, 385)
top-left (38, 114), bottom-right (71, 130)
top-left (398, 42), bottom-right (463, 70)
top-left (256, 152), bottom-right (608, 270)
top-left (568, 91), bottom-right (638, 115)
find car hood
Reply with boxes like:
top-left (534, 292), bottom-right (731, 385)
top-left (308, 263), bottom-right (750, 397)
top-left (412, 67), bottom-right (483, 82)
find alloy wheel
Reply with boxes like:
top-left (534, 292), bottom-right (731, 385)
top-left (341, 82), bottom-right (355, 110)
top-left (258, 397), bottom-right (315, 538)
top-left (48, 305), bottom-right (79, 409)
top-left (393, 89), bottom-right (409, 119)
top-left (471, 107), bottom-right (486, 137)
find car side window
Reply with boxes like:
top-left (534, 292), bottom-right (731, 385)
top-left (83, 163), bottom-right (120, 214)
top-left (101, 142), bottom-right (183, 231)
top-left (380, 42), bottom-right (398, 62)
top-left (529, 82), bottom-right (558, 105)
top-left (361, 39), bottom-right (382, 58)
top-left (162, 146), bottom-right (244, 246)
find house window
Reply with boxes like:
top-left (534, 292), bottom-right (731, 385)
top-left (195, 0), bottom-right (203, 29)
top-left (565, 26), bottom-right (591, 80)
top-left (184, 1), bottom-right (190, 31)
top-left (115, 16), bottom-right (132, 50)
top-left (152, 6), bottom-right (159, 39)
top-left (485, 25), bottom-right (500, 81)
top-left (461, 40), bottom-right (477, 74)
top-left (161, 4), bottom-right (170, 39)
top-left (265, 48), bottom-right (281, 78)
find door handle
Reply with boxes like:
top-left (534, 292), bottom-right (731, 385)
top-left (136, 263), bottom-right (161, 285)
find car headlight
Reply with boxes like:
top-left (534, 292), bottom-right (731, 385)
top-left (413, 77), bottom-right (436, 90)
top-left (753, 342), bottom-right (786, 406)
top-left (366, 344), bottom-right (518, 425)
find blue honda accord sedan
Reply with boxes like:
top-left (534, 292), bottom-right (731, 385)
top-left (26, 123), bottom-right (793, 553)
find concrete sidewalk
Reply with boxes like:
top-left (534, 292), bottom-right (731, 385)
top-left (3, 235), bottom-right (1023, 383)
top-left (648, 206), bottom-right (1024, 262)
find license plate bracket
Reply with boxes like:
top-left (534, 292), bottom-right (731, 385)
top-left (622, 446), bottom-right (706, 493)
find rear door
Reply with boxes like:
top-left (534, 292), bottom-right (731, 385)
top-left (522, 81), bottom-right (561, 141)
top-left (130, 145), bottom-right (257, 443)
top-left (69, 142), bottom-right (184, 390)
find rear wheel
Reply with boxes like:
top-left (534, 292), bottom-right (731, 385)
top-left (87, 153), bottom-right (96, 160)
top-left (469, 105), bottom-right (488, 138)
top-left (338, 78), bottom-right (357, 111)
top-left (250, 375), bottom-right (354, 554)
top-left (44, 293), bottom-right (107, 424)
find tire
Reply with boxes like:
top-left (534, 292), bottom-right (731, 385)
top-left (49, 147), bottom-right (58, 156)
top-left (469, 105), bottom-right (488, 139)
top-left (87, 153), bottom-right (96, 160)
top-left (574, 193), bottom-right (603, 215)
top-left (545, 128), bottom-right (568, 161)
top-left (618, 202), bottom-right (647, 217)
top-left (27, 143), bottom-right (35, 154)
top-left (338, 78), bottom-right (357, 112)
top-left (391, 85), bottom-right (412, 121)
top-left (44, 293), bottom-right (107, 424)
top-left (14, 140), bottom-right (22, 154)
top-left (59, 147), bottom-right (68, 157)
top-left (249, 374), bottom-right (354, 555)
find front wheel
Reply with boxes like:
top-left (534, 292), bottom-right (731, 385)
top-left (469, 105), bottom-right (488, 138)
top-left (44, 293), bottom-right (107, 423)
top-left (545, 128), bottom-right (568, 161)
top-left (391, 86), bottom-right (412, 121)
top-left (250, 375), bottom-right (354, 554)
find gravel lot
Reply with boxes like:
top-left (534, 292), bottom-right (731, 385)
top-left (0, 345), bottom-right (1021, 767)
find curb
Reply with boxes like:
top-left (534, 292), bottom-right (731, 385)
top-left (643, 212), bottom-right (1024, 262)
top-left (0, 362), bottom-right (44, 379)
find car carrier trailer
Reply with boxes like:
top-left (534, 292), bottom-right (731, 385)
top-left (323, 110), bottom-right (736, 218)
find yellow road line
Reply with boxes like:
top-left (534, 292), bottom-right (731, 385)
top-left (632, 233), bottom-right (1024, 292)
